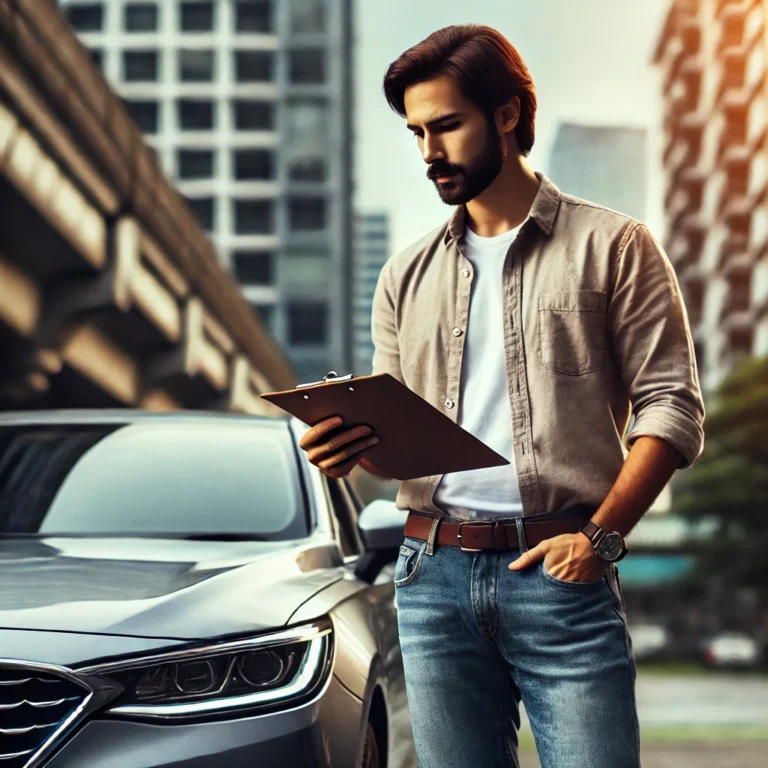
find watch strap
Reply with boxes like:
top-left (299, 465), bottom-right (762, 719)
top-left (579, 519), bottom-right (604, 547)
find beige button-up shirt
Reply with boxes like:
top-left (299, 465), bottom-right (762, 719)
top-left (371, 172), bottom-right (705, 518)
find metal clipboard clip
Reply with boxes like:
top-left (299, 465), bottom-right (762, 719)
top-left (295, 370), bottom-right (356, 389)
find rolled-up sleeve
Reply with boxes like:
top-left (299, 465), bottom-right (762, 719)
top-left (370, 260), bottom-right (404, 384)
top-left (608, 222), bottom-right (705, 468)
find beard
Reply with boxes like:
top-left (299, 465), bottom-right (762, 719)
top-left (427, 121), bottom-right (504, 206)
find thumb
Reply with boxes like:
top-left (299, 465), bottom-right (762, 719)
top-left (508, 542), bottom-right (547, 571)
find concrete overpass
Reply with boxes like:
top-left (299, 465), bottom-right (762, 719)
top-left (0, 0), bottom-right (296, 414)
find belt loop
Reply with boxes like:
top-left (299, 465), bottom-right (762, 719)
top-left (515, 518), bottom-right (529, 554)
top-left (425, 516), bottom-right (442, 556)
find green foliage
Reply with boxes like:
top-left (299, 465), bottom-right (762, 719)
top-left (672, 355), bottom-right (768, 592)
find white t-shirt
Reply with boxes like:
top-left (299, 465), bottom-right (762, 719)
top-left (433, 222), bottom-right (525, 519)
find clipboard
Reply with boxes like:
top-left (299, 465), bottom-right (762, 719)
top-left (260, 371), bottom-right (510, 481)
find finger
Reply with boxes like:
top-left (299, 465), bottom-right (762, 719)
top-left (317, 435), bottom-right (379, 471)
top-left (299, 416), bottom-right (343, 449)
top-left (306, 425), bottom-right (374, 464)
top-left (322, 444), bottom-right (378, 478)
top-left (508, 539), bottom-right (552, 571)
top-left (322, 454), bottom-right (363, 478)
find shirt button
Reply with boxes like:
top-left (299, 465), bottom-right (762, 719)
top-left (452, 327), bottom-right (463, 337)
top-left (445, 399), bottom-right (455, 409)
top-left (461, 269), bottom-right (470, 278)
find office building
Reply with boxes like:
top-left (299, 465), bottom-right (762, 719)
top-left (352, 212), bottom-right (390, 375)
top-left (548, 122), bottom-right (648, 221)
top-left (654, 0), bottom-right (768, 392)
top-left (60, 0), bottom-right (354, 382)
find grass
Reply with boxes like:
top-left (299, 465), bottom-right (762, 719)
top-left (517, 723), bottom-right (768, 754)
top-left (636, 660), bottom-right (768, 677)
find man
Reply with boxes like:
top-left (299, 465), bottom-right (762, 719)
top-left (299, 24), bottom-right (705, 768)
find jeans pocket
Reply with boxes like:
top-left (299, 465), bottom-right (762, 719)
top-left (394, 539), bottom-right (426, 587)
top-left (540, 559), bottom-right (606, 588)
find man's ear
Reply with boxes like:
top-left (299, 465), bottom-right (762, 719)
top-left (495, 95), bottom-right (520, 135)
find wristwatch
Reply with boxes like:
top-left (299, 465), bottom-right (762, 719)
top-left (579, 520), bottom-right (628, 562)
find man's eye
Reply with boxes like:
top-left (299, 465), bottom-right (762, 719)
top-left (440, 122), bottom-right (459, 131)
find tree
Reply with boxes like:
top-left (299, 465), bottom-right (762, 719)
top-left (672, 355), bottom-right (768, 593)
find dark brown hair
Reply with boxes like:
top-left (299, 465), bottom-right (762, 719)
top-left (383, 25), bottom-right (537, 156)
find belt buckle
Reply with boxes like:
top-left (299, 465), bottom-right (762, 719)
top-left (457, 520), bottom-right (497, 552)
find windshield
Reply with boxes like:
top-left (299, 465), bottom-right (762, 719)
top-left (0, 421), bottom-right (308, 539)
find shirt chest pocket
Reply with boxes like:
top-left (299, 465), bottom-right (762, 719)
top-left (537, 290), bottom-right (607, 376)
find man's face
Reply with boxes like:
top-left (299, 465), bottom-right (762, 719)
top-left (404, 74), bottom-right (503, 206)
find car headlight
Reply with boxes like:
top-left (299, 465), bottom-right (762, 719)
top-left (77, 620), bottom-right (333, 721)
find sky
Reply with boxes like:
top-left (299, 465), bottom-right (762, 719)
top-left (354, 0), bottom-right (672, 255)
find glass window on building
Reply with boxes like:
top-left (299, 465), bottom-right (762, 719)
top-left (289, 197), bottom-right (326, 231)
top-left (284, 98), bottom-right (328, 181)
top-left (288, 301), bottom-right (328, 345)
top-left (180, 1), bottom-right (214, 32)
top-left (290, 0), bottom-right (327, 34)
top-left (731, 329), bottom-right (753, 356)
top-left (124, 100), bottom-right (159, 134)
top-left (233, 149), bottom-right (274, 180)
top-left (288, 49), bottom-right (326, 84)
top-left (250, 302), bottom-right (274, 330)
top-left (89, 48), bottom-right (104, 73)
top-left (234, 200), bottom-right (274, 234)
top-left (288, 157), bottom-right (326, 182)
top-left (178, 99), bottom-right (215, 130)
top-left (235, 51), bottom-right (274, 82)
top-left (178, 149), bottom-right (215, 180)
top-left (235, 1), bottom-right (272, 33)
top-left (123, 50), bottom-right (159, 82)
top-left (63, 3), bottom-right (104, 32)
top-left (233, 251), bottom-right (274, 285)
top-left (186, 197), bottom-right (215, 231)
top-left (124, 3), bottom-right (159, 32)
top-left (179, 49), bottom-right (215, 81)
top-left (233, 100), bottom-right (274, 130)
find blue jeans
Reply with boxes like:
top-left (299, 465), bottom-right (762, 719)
top-left (394, 534), bottom-right (640, 768)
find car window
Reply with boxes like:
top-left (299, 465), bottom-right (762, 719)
top-left (0, 422), bottom-right (308, 540)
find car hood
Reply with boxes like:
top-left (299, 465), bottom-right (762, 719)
top-left (0, 536), bottom-right (344, 640)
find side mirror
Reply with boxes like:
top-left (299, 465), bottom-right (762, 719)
top-left (357, 499), bottom-right (408, 550)
top-left (353, 500), bottom-right (408, 583)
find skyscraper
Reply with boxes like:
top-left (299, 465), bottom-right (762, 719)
top-left (654, 0), bottom-right (768, 393)
top-left (60, 0), bottom-right (354, 383)
top-left (352, 212), bottom-right (390, 376)
top-left (548, 122), bottom-right (648, 221)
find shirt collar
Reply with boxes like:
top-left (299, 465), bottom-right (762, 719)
top-left (443, 170), bottom-right (561, 246)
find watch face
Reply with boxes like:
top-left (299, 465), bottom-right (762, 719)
top-left (596, 531), bottom-right (625, 562)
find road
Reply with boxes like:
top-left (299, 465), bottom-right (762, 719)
top-left (391, 672), bottom-right (768, 768)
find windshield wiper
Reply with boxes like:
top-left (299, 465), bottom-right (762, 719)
top-left (175, 533), bottom-right (274, 542)
top-left (0, 532), bottom-right (274, 541)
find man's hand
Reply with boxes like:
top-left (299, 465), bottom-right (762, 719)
top-left (299, 416), bottom-right (380, 479)
top-left (507, 532), bottom-right (607, 583)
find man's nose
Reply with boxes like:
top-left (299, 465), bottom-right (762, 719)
top-left (422, 135), bottom-right (445, 165)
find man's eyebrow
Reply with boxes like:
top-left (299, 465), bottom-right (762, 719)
top-left (406, 112), bottom-right (463, 132)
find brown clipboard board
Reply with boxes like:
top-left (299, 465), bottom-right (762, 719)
top-left (260, 372), bottom-right (509, 481)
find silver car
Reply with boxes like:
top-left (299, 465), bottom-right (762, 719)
top-left (0, 410), bottom-right (413, 768)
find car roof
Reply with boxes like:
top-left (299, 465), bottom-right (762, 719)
top-left (0, 409), bottom-right (292, 429)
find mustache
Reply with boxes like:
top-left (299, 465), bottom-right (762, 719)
top-left (427, 163), bottom-right (462, 180)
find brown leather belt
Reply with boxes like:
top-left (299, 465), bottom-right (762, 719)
top-left (404, 511), bottom-right (590, 552)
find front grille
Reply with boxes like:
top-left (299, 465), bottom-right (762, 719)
top-left (0, 668), bottom-right (88, 768)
